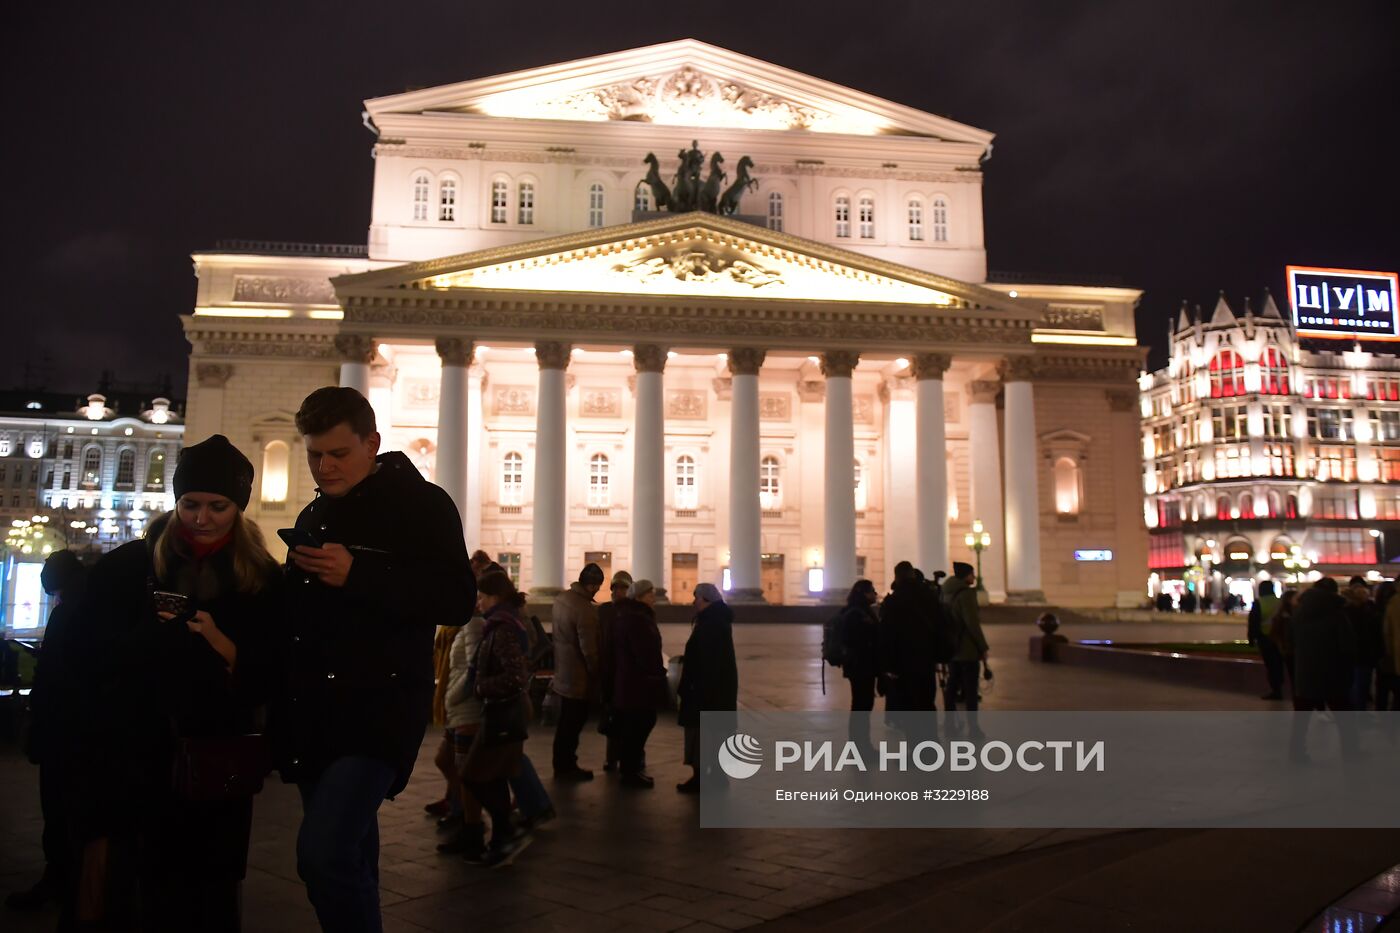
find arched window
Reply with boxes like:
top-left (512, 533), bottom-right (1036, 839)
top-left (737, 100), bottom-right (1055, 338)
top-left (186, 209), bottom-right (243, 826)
top-left (1239, 492), bottom-right (1255, 520)
top-left (767, 192), bottom-right (784, 232)
top-left (146, 448), bottom-right (166, 490)
top-left (490, 180), bottom-right (508, 224)
top-left (634, 183), bottom-right (653, 213)
top-left (1209, 350), bottom-right (1246, 397)
top-left (675, 455), bottom-right (697, 509)
top-left (834, 196), bottom-right (851, 238)
top-left (1286, 494), bottom-right (1299, 519)
top-left (1216, 494), bottom-right (1232, 520)
top-left (588, 453), bottom-right (610, 507)
top-left (1223, 536), bottom-right (1254, 565)
top-left (1053, 456), bottom-right (1081, 515)
top-left (932, 197), bottom-right (949, 242)
top-left (1261, 348), bottom-right (1290, 395)
top-left (412, 173), bottom-right (430, 221)
top-left (908, 199), bottom-right (924, 241)
top-left (115, 449), bottom-right (135, 488)
top-left (1266, 490), bottom-right (1282, 519)
top-left (438, 178), bottom-right (456, 222)
top-left (853, 458), bottom-right (867, 511)
top-left (760, 455), bottom-right (781, 509)
top-left (501, 451), bottom-right (524, 506)
top-left (517, 182), bottom-right (534, 225)
top-left (858, 197), bottom-right (875, 238)
top-left (81, 448), bottom-right (102, 488)
top-left (261, 441), bottom-right (289, 504)
top-left (587, 183), bottom-right (605, 228)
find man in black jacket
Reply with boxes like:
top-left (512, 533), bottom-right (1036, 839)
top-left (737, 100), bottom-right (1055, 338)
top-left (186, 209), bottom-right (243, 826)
top-left (278, 387), bottom-right (474, 932)
top-left (878, 562), bottom-right (940, 712)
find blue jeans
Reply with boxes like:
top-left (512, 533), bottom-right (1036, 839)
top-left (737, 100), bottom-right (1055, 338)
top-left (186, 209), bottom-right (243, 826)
top-left (509, 753), bottom-right (553, 818)
top-left (297, 756), bottom-right (395, 933)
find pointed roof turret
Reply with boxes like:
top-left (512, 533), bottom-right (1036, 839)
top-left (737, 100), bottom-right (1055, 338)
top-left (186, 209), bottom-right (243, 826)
top-left (1176, 300), bottom-right (1191, 332)
top-left (1209, 291), bottom-right (1235, 326)
top-left (1259, 288), bottom-right (1283, 319)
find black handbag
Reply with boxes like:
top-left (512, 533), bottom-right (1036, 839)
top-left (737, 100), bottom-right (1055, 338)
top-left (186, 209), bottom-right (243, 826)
top-left (481, 694), bottom-right (529, 747)
top-left (171, 734), bottom-right (271, 801)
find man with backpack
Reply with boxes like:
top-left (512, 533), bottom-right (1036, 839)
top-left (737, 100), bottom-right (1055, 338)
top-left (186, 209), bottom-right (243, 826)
top-left (942, 562), bottom-right (990, 724)
top-left (877, 563), bottom-right (942, 711)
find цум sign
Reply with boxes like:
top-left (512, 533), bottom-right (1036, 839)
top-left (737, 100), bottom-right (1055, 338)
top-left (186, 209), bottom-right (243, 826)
top-left (1073, 549), bottom-right (1113, 562)
top-left (1288, 266), bottom-right (1400, 340)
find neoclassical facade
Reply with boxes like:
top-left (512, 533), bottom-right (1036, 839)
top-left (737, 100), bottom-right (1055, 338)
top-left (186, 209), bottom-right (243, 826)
top-left (182, 41), bottom-right (1146, 607)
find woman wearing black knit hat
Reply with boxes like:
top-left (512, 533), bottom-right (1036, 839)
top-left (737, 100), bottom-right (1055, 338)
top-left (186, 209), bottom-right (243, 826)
top-left (74, 434), bottom-right (281, 931)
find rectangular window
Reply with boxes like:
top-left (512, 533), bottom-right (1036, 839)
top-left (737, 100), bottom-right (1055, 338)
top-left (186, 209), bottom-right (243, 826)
top-left (1380, 448), bottom-right (1400, 482)
top-left (1312, 445), bottom-right (1356, 482)
top-left (1380, 410), bottom-right (1400, 441)
top-left (908, 200), bottom-right (923, 241)
top-left (834, 197), bottom-right (850, 238)
top-left (518, 182), bottom-right (534, 225)
top-left (438, 180), bottom-right (456, 221)
top-left (588, 185), bottom-right (605, 228)
top-left (858, 198), bottom-right (874, 238)
top-left (491, 181), bottom-right (508, 224)
top-left (496, 553), bottom-right (521, 586)
top-left (1307, 408), bottom-right (1343, 440)
top-left (1311, 528), bottom-right (1369, 564)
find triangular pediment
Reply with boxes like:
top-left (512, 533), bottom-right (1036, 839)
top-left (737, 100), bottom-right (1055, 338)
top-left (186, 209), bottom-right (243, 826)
top-left (335, 213), bottom-right (1017, 311)
top-left (365, 39), bottom-right (993, 144)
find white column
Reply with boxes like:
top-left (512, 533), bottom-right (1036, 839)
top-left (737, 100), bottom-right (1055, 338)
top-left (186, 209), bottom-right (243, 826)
top-left (434, 337), bottom-right (472, 522)
top-left (529, 341), bottom-right (571, 599)
top-left (633, 345), bottom-right (667, 599)
top-left (1002, 360), bottom-right (1044, 600)
top-left (967, 380), bottom-right (1008, 602)
top-left (728, 348), bottom-right (766, 602)
top-left (335, 335), bottom-right (374, 398)
top-left (821, 352), bottom-right (859, 599)
top-left (464, 366), bottom-right (484, 551)
top-left (913, 353), bottom-right (951, 576)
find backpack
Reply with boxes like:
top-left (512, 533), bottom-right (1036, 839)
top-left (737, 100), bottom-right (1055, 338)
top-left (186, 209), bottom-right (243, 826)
top-left (821, 610), bottom-right (847, 668)
top-left (526, 615), bottom-right (554, 672)
top-left (930, 599), bottom-right (962, 664)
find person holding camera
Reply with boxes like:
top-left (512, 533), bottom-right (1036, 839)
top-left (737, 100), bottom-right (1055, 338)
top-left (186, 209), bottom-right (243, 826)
top-left (276, 387), bottom-right (475, 931)
top-left (77, 434), bottom-right (282, 931)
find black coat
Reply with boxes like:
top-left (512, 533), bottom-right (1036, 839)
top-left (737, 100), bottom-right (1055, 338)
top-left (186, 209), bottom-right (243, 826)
top-left (877, 580), bottom-right (938, 678)
top-left (75, 514), bottom-right (280, 878)
top-left (839, 602), bottom-right (880, 680)
top-left (677, 601), bottom-right (738, 727)
top-left (273, 451), bottom-right (475, 797)
top-left (27, 582), bottom-right (85, 767)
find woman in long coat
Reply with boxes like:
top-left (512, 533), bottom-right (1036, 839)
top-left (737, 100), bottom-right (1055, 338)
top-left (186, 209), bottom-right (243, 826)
top-left (460, 571), bottom-right (533, 868)
top-left (78, 435), bottom-right (280, 931)
top-left (676, 583), bottom-right (738, 794)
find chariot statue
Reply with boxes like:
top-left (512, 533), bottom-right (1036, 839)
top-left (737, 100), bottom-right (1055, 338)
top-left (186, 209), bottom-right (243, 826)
top-left (641, 143), bottom-right (757, 216)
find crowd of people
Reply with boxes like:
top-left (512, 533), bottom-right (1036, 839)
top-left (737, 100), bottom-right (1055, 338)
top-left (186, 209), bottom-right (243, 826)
top-left (7, 381), bottom-right (1400, 931)
top-left (1249, 575), bottom-right (1400, 711)
top-left (3, 385), bottom-right (743, 932)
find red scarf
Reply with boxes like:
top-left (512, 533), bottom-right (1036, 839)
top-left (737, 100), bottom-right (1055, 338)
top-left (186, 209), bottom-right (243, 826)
top-left (175, 520), bottom-right (233, 560)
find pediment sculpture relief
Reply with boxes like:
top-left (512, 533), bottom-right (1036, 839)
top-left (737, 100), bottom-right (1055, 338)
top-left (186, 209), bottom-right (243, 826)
top-left (613, 247), bottom-right (782, 289)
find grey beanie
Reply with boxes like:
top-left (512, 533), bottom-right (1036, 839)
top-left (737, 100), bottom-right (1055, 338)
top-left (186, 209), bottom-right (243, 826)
top-left (628, 579), bottom-right (655, 600)
top-left (693, 582), bottom-right (723, 603)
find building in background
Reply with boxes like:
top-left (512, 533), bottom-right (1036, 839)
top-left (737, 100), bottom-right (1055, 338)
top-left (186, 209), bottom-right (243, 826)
top-left (1141, 291), bottom-right (1400, 607)
top-left (181, 40), bottom-right (1147, 607)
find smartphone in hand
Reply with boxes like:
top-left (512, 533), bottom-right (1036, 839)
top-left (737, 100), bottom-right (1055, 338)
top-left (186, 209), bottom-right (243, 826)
top-left (277, 528), bottom-right (323, 551)
top-left (152, 590), bottom-right (193, 618)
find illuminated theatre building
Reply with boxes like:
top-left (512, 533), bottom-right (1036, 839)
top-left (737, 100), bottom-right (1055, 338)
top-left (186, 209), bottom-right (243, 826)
top-left (182, 41), bottom-right (1147, 607)
top-left (1140, 272), bottom-right (1400, 605)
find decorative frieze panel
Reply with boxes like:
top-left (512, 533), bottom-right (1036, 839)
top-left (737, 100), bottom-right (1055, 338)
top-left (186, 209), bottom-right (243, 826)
top-left (1041, 305), bottom-right (1105, 331)
top-left (191, 331), bottom-right (340, 361)
top-left (492, 386), bottom-right (535, 416)
top-left (401, 377), bottom-right (440, 408)
top-left (233, 275), bottom-right (336, 305)
top-left (666, 389), bottom-right (707, 420)
top-left (759, 393), bottom-right (791, 421)
top-left (853, 395), bottom-right (875, 424)
top-left (579, 388), bottom-right (621, 418)
top-left (613, 249), bottom-right (784, 290)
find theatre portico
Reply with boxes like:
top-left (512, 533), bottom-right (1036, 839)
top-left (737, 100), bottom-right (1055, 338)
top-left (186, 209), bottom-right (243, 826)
top-left (180, 41), bottom-right (1149, 607)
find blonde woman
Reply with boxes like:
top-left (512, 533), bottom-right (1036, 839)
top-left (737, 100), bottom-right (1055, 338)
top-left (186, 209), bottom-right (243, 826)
top-left (78, 434), bottom-right (280, 931)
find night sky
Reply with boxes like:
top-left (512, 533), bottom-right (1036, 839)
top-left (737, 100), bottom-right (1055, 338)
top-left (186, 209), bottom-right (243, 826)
top-left (7, 0), bottom-right (1398, 394)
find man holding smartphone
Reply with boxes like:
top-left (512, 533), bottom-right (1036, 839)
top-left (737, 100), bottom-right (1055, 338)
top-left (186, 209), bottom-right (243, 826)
top-left (276, 386), bottom-right (475, 932)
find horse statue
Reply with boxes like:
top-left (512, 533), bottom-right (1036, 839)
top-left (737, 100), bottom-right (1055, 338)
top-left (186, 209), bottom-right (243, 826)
top-left (717, 155), bottom-right (757, 216)
top-left (697, 152), bottom-right (727, 213)
top-left (671, 147), bottom-right (695, 211)
top-left (641, 153), bottom-right (671, 210)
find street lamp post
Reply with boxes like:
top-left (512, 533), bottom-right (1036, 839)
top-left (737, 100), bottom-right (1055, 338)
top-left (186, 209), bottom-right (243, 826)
top-left (1283, 544), bottom-right (1312, 585)
top-left (964, 518), bottom-right (991, 602)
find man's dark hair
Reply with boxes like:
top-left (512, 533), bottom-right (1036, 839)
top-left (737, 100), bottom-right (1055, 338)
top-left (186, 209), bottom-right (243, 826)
top-left (41, 550), bottom-right (85, 596)
top-left (1259, 580), bottom-right (1275, 596)
top-left (579, 563), bottom-right (605, 587)
top-left (296, 386), bottom-right (376, 438)
top-left (1315, 577), bottom-right (1339, 594)
top-left (1348, 575), bottom-right (1367, 588)
top-left (893, 561), bottom-right (915, 581)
